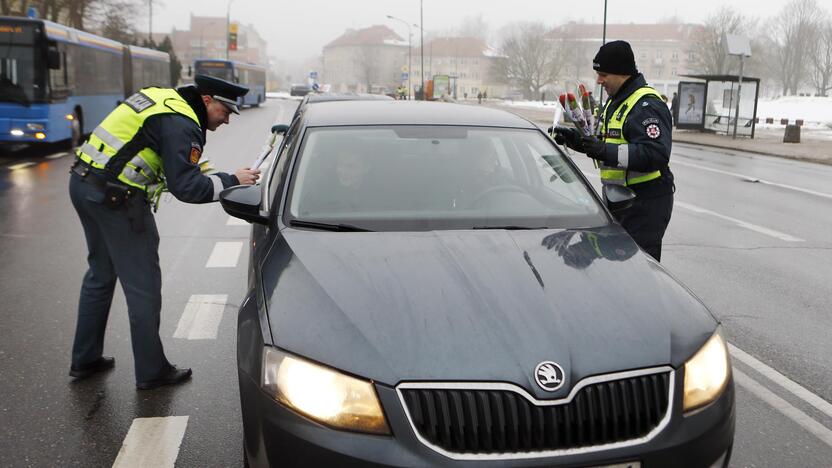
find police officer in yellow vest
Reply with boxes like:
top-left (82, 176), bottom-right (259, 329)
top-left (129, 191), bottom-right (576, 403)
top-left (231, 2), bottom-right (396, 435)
top-left (68, 75), bottom-right (260, 389)
top-left (553, 40), bottom-right (674, 262)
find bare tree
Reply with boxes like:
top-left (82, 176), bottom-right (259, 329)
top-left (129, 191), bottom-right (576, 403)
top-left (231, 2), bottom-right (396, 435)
top-left (492, 22), bottom-right (564, 99)
top-left (688, 7), bottom-right (753, 75)
top-left (807, 17), bottom-right (832, 96)
top-left (766, 0), bottom-right (824, 95)
top-left (356, 46), bottom-right (379, 93)
top-left (458, 14), bottom-right (490, 41)
top-left (99, 1), bottom-right (139, 44)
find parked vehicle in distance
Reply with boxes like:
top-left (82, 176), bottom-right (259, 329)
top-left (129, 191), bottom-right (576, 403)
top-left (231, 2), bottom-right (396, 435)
top-left (289, 84), bottom-right (311, 97)
top-left (193, 59), bottom-right (266, 108)
top-left (0, 16), bottom-right (171, 147)
top-left (222, 101), bottom-right (735, 468)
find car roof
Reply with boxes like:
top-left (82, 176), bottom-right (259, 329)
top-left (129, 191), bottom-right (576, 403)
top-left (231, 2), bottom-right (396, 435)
top-left (302, 101), bottom-right (537, 128)
top-left (304, 93), bottom-right (394, 104)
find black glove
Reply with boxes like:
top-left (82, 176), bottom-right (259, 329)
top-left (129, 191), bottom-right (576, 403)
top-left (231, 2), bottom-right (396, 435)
top-left (580, 135), bottom-right (610, 162)
top-left (549, 126), bottom-right (583, 152)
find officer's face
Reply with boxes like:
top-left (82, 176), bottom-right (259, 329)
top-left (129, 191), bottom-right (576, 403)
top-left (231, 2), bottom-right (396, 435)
top-left (595, 72), bottom-right (629, 97)
top-left (203, 97), bottom-right (232, 131)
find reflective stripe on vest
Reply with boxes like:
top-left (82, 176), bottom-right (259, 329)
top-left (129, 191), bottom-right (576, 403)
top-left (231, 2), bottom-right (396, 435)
top-left (75, 88), bottom-right (200, 194)
top-left (598, 86), bottom-right (663, 186)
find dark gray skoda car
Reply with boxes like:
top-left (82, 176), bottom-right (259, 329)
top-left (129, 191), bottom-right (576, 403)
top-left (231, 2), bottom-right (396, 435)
top-left (221, 101), bottom-right (734, 467)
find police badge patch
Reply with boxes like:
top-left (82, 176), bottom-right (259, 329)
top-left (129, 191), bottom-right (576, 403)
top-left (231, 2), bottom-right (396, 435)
top-left (189, 142), bottom-right (202, 164)
top-left (124, 91), bottom-right (156, 113)
top-left (646, 124), bottom-right (661, 139)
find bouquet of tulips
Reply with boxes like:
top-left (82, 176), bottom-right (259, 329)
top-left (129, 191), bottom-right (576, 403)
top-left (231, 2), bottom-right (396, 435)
top-left (558, 83), bottom-right (596, 137)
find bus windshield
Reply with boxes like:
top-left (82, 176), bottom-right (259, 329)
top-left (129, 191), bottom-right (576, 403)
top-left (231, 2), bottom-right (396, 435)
top-left (195, 61), bottom-right (233, 82)
top-left (0, 22), bottom-right (40, 105)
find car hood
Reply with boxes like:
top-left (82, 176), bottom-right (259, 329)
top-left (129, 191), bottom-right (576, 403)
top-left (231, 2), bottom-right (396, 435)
top-left (262, 226), bottom-right (717, 399)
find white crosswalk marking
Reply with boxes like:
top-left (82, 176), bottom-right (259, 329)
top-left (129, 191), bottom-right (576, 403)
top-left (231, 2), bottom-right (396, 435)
top-left (112, 416), bottom-right (189, 468)
top-left (173, 294), bottom-right (228, 340)
top-left (205, 241), bottom-right (243, 268)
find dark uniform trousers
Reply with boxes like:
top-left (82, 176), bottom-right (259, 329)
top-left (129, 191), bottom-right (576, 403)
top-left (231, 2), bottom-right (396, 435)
top-left (69, 173), bottom-right (169, 382)
top-left (611, 191), bottom-right (674, 262)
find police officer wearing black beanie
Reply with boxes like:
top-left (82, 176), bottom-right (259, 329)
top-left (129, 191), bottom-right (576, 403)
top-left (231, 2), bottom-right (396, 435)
top-left (552, 40), bottom-right (674, 262)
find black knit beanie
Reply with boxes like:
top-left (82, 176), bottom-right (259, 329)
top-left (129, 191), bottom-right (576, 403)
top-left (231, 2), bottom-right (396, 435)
top-left (593, 40), bottom-right (638, 76)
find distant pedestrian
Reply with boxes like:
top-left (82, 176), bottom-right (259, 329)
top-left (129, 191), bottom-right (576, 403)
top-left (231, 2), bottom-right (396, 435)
top-left (482, 90), bottom-right (488, 101)
top-left (477, 91), bottom-right (482, 104)
top-left (670, 92), bottom-right (679, 126)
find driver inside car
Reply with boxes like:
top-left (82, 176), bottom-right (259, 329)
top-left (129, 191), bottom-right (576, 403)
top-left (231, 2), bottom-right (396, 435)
top-left (456, 138), bottom-right (515, 208)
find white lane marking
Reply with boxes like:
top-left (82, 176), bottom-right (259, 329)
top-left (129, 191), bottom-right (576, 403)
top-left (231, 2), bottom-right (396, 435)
top-left (173, 294), bottom-right (228, 340)
top-left (45, 152), bottom-right (67, 159)
top-left (733, 368), bottom-right (832, 448)
top-left (675, 201), bottom-right (804, 242)
top-left (672, 158), bottom-right (832, 200)
top-left (112, 416), bottom-right (189, 468)
top-left (226, 216), bottom-right (249, 226)
top-left (8, 161), bottom-right (36, 170)
top-left (205, 241), bottom-right (243, 268)
top-left (730, 344), bottom-right (832, 419)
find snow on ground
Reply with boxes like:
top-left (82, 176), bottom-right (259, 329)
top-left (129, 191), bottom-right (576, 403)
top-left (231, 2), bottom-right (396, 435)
top-left (503, 96), bottom-right (832, 134)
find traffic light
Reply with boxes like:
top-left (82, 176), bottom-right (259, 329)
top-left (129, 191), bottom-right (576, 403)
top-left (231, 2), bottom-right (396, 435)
top-left (228, 22), bottom-right (238, 51)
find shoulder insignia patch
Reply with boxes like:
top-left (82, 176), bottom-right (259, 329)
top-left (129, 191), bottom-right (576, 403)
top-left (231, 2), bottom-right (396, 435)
top-left (189, 142), bottom-right (202, 164)
top-left (124, 91), bottom-right (156, 113)
top-left (646, 124), bottom-right (661, 139)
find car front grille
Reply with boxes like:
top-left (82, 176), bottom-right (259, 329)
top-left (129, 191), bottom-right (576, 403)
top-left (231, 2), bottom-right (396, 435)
top-left (398, 369), bottom-right (672, 458)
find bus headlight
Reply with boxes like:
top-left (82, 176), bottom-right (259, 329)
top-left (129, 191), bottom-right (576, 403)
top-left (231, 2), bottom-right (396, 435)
top-left (683, 328), bottom-right (730, 412)
top-left (10, 129), bottom-right (24, 137)
top-left (261, 347), bottom-right (390, 435)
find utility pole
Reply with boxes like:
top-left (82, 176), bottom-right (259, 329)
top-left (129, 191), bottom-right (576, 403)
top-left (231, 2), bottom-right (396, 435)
top-left (387, 15), bottom-right (413, 99)
top-left (226, 0), bottom-right (235, 60)
top-left (420, 0), bottom-right (425, 100)
top-left (148, 0), bottom-right (152, 44)
top-left (598, 0), bottom-right (608, 108)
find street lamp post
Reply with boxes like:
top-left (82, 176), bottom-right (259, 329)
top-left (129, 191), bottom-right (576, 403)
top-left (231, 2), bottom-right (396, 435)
top-left (420, 0), bottom-right (425, 100)
top-left (226, 0), bottom-right (235, 60)
top-left (387, 15), bottom-right (413, 99)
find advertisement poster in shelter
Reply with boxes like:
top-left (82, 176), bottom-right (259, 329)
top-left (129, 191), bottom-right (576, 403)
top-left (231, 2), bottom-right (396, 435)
top-left (677, 82), bottom-right (706, 128)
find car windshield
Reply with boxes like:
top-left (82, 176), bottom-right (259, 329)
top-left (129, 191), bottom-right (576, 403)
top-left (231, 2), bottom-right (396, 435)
top-left (285, 126), bottom-right (606, 231)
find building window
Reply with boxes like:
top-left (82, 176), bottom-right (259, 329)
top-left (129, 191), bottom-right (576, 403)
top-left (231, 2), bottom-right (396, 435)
top-left (688, 51), bottom-right (695, 61)
top-left (656, 49), bottom-right (662, 58)
top-left (672, 51), bottom-right (679, 60)
top-left (671, 68), bottom-right (677, 76)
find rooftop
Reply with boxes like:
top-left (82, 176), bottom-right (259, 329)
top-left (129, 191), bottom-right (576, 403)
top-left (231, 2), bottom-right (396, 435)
top-left (324, 25), bottom-right (406, 48)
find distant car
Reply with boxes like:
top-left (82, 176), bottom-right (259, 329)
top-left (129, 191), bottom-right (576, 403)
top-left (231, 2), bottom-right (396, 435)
top-left (222, 101), bottom-right (735, 467)
top-left (289, 84), bottom-right (311, 96)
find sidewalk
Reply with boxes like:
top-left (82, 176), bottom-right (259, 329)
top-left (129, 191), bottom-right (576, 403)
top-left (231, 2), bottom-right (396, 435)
top-left (484, 101), bottom-right (832, 166)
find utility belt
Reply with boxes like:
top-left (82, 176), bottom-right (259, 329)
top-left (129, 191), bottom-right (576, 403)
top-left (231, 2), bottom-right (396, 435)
top-left (70, 159), bottom-right (147, 233)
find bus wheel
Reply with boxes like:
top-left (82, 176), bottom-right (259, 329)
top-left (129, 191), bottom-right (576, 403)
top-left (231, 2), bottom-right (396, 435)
top-left (70, 111), bottom-right (83, 149)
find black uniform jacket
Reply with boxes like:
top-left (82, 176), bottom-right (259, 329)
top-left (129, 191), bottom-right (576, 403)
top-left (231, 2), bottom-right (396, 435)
top-left (600, 74), bottom-right (674, 198)
top-left (141, 85), bottom-right (239, 203)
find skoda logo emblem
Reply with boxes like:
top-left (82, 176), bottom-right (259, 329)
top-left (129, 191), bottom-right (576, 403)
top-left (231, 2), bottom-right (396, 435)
top-left (534, 361), bottom-right (566, 392)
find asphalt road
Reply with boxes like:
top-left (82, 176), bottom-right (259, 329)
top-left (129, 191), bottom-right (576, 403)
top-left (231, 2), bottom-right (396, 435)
top-left (0, 98), bottom-right (830, 467)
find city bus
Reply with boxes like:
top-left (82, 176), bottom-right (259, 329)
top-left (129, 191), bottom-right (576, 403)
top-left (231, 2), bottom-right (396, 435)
top-left (0, 16), bottom-right (170, 147)
top-left (193, 59), bottom-right (266, 108)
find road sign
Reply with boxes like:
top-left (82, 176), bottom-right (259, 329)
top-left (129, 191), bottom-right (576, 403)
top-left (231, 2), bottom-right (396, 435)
top-left (309, 71), bottom-right (318, 79)
top-left (401, 72), bottom-right (409, 81)
top-left (401, 65), bottom-right (409, 72)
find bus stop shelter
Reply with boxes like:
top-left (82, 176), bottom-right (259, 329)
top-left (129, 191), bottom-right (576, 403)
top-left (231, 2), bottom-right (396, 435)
top-left (675, 74), bottom-right (761, 138)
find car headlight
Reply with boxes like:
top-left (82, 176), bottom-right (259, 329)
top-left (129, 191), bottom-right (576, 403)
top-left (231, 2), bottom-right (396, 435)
top-left (683, 328), bottom-right (730, 412)
top-left (261, 347), bottom-right (390, 435)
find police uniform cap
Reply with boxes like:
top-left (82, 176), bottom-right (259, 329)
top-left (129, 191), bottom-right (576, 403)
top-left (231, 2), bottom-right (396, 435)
top-left (194, 74), bottom-right (249, 114)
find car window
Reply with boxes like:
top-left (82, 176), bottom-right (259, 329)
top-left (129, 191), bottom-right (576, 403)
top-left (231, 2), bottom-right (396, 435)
top-left (264, 121), bottom-right (300, 213)
top-left (284, 126), bottom-right (606, 231)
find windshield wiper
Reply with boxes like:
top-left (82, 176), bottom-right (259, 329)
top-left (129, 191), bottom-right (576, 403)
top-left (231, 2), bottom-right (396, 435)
top-left (472, 225), bottom-right (549, 230)
top-left (289, 219), bottom-right (374, 232)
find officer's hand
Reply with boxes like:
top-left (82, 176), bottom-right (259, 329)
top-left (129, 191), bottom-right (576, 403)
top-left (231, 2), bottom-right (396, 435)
top-left (549, 126), bottom-right (582, 151)
top-left (580, 136), bottom-right (608, 161)
top-left (235, 167), bottom-right (261, 185)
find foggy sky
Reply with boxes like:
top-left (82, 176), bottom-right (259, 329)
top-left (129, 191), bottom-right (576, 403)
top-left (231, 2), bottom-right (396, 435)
top-left (146, 0), bottom-right (791, 62)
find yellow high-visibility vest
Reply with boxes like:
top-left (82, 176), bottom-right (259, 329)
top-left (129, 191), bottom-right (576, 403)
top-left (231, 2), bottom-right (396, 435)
top-left (76, 87), bottom-right (200, 198)
top-left (598, 86), bottom-right (663, 186)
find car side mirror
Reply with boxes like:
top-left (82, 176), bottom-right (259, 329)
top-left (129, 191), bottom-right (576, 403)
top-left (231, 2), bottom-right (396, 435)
top-left (47, 44), bottom-right (60, 69)
top-left (271, 124), bottom-right (289, 135)
top-left (602, 185), bottom-right (636, 212)
top-left (220, 185), bottom-right (268, 225)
